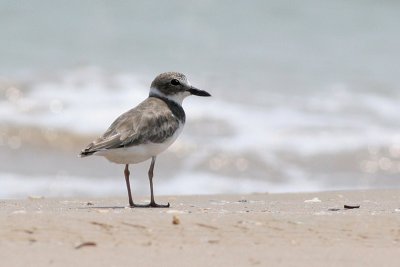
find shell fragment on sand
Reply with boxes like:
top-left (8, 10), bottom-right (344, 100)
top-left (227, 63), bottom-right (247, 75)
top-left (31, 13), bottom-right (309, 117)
top-left (304, 197), bottom-right (322, 203)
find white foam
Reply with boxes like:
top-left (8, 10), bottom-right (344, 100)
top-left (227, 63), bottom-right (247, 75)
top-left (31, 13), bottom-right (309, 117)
top-left (0, 171), bottom-right (323, 199)
top-left (3, 68), bottom-right (400, 157)
top-left (0, 172), bottom-right (123, 198)
top-left (157, 171), bottom-right (325, 195)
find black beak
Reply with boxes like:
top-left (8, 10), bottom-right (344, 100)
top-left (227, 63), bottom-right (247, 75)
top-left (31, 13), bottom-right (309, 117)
top-left (187, 86), bottom-right (211, 97)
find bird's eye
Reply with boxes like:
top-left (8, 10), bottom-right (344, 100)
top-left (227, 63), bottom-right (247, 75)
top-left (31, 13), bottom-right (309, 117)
top-left (171, 79), bottom-right (180, 86)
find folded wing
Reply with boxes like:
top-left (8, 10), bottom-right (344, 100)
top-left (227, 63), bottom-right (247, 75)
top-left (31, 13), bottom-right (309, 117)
top-left (80, 98), bottom-right (180, 157)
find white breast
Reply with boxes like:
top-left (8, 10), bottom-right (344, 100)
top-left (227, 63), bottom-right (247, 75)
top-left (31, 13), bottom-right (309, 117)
top-left (94, 124), bottom-right (184, 164)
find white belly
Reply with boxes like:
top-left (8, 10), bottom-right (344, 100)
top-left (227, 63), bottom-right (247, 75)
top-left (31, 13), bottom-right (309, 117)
top-left (94, 126), bottom-right (183, 164)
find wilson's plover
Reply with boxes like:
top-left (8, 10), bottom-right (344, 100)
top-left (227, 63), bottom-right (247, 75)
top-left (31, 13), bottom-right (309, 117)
top-left (79, 72), bottom-right (211, 207)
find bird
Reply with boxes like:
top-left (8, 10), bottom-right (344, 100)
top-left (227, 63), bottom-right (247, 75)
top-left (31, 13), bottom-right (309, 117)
top-left (79, 72), bottom-right (211, 208)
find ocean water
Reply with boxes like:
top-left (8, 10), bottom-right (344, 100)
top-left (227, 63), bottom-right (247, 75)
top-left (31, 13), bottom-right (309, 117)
top-left (1, 1), bottom-right (400, 198)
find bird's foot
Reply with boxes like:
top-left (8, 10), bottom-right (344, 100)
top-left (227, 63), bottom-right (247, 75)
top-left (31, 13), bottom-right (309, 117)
top-left (130, 203), bottom-right (151, 208)
top-left (128, 202), bottom-right (170, 208)
top-left (149, 201), bottom-right (170, 208)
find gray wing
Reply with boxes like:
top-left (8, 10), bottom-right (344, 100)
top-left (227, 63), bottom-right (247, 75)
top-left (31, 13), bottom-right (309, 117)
top-left (80, 98), bottom-right (180, 156)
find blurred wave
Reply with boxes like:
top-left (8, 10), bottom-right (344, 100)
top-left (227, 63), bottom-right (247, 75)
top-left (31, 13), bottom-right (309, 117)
top-left (1, 67), bottom-right (400, 197)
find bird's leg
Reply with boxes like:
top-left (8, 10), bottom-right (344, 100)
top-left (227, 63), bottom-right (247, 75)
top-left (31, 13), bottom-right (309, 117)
top-left (148, 156), bottom-right (170, 208)
top-left (124, 164), bottom-right (151, 208)
top-left (124, 164), bottom-right (134, 207)
top-left (124, 157), bottom-right (170, 208)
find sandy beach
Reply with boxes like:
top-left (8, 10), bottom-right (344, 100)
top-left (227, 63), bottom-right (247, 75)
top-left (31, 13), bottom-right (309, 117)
top-left (1, 190), bottom-right (399, 267)
top-left (2, 2), bottom-right (400, 267)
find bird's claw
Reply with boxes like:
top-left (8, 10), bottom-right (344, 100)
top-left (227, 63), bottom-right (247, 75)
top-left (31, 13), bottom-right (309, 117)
top-left (149, 201), bottom-right (170, 208)
top-left (128, 202), bottom-right (170, 208)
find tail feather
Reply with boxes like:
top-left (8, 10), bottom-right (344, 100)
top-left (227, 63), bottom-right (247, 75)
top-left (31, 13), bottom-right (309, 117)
top-left (79, 148), bottom-right (96, 157)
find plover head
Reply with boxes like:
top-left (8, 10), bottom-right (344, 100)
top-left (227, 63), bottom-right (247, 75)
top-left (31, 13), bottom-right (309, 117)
top-left (150, 72), bottom-right (211, 104)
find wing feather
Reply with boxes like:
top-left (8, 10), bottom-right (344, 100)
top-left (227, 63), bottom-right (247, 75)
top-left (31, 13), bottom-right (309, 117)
top-left (80, 98), bottom-right (180, 156)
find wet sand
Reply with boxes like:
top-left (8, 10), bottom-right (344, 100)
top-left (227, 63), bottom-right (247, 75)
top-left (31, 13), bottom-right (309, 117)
top-left (1, 190), bottom-right (400, 267)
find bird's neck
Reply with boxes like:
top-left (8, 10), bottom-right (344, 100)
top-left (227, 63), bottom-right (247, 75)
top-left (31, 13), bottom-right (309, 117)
top-left (149, 87), bottom-right (189, 106)
top-left (149, 89), bottom-right (186, 124)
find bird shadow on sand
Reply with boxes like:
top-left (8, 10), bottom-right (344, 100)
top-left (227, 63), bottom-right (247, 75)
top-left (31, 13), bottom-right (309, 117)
top-left (77, 205), bottom-right (127, 210)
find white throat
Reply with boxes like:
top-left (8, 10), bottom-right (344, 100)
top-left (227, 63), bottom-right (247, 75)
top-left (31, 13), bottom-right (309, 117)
top-left (149, 87), bottom-right (190, 105)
